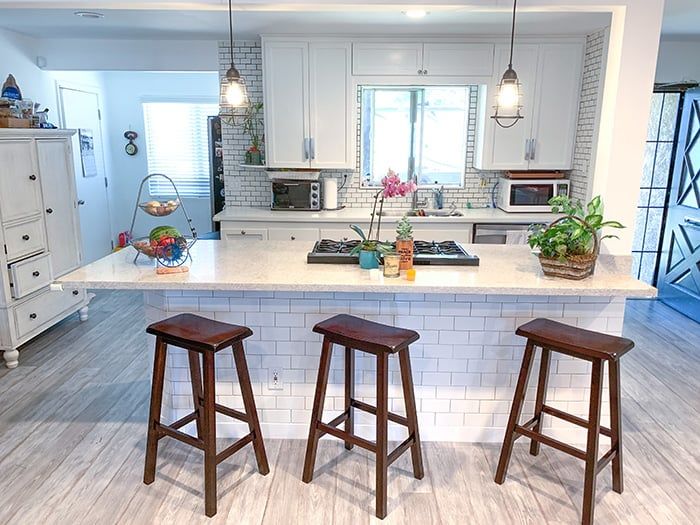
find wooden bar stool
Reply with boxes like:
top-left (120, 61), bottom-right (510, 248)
top-left (144, 313), bottom-right (269, 517)
top-left (495, 318), bottom-right (634, 525)
top-left (302, 314), bottom-right (424, 519)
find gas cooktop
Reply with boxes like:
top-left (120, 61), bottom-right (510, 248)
top-left (307, 239), bottom-right (479, 266)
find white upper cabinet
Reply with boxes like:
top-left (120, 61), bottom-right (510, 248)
top-left (422, 43), bottom-right (494, 76)
top-left (475, 41), bottom-right (584, 171)
top-left (353, 42), bottom-right (494, 77)
top-left (0, 140), bottom-right (42, 222)
top-left (37, 139), bottom-right (82, 276)
top-left (263, 39), bottom-right (354, 169)
top-left (352, 43), bottom-right (423, 75)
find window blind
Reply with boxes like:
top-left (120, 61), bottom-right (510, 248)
top-left (142, 102), bottom-right (218, 198)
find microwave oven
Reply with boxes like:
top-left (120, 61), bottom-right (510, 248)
top-left (271, 180), bottom-right (321, 211)
top-left (497, 177), bottom-right (570, 213)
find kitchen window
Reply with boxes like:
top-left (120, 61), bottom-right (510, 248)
top-left (142, 101), bottom-right (218, 198)
top-left (360, 86), bottom-right (470, 188)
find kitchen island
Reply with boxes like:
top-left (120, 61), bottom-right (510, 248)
top-left (59, 240), bottom-right (654, 443)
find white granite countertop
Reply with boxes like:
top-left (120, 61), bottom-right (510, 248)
top-left (213, 206), bottom-right (561, 225)
top-left (59, 240), bottom-right (656, 297)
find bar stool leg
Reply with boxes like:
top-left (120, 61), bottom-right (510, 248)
top-left (609, 359), bottom-right (624, 494)
top-left (398, 347), bottom-right (424, 479)
top-left (375, 352), bottom-right (389, 519)
top-left (187, 350), bottom-right (204, 439)
top-left (233, 341), bottom-right (270, 475)
top-left (530, 347), bottom-right (551, 456)
top-left (302, 338), bottom-right (333, 483)
top-left (144, 337), bottom-right (167, 485)
top-left (495, 341), bottom-right (536, 484)
top-left (582, 359), bottom-right (604, 525)
top-left (202, 352), bottom-right (218, 517)
top-left (344, 346), bottom-right (354, 451)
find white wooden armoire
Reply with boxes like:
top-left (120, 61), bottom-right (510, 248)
top-left (0, 129), bottom-right (89, 368)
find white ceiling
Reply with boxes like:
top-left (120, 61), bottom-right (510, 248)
top-left (661, 0), bottom-right (700, 37)
top-left (0, 8), bottom-right (612, 40)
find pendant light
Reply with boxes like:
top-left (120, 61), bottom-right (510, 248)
top-left (220, 0), bottom-right (248, 112)
top-left (492, 0), bottom-right (524, 128)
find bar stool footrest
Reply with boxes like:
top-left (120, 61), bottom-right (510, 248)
top-left (350, 399), bottom-right (409, 427)
top-left (514, 425), bottom-right (587, 460)
top-left (216, 433), bottom-right (255, 464)
top-left (541, 404), bottom-right (612, 437)
top-left (156, 422), bottom-right (205, 450)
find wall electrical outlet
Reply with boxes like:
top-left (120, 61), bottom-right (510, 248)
top-left (269, 368), bottom-right (284, 390)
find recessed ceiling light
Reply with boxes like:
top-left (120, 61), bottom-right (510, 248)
top-left (74, 11), bottom-right (104, 19)
top-left (404, 10), bottom-right (428, 19)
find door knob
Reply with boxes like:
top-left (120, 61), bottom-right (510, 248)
top-left (46, 208), bottom-right (53, 214)
top-left (78, 200), bottom-right (86, 205)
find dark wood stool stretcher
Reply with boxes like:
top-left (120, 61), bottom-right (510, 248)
top-left (144, 313), bottom-right (269, 517)
top-left (495, 318), bottom-right (634, 525)
top-left (302, 314), bottom-right (424, 519)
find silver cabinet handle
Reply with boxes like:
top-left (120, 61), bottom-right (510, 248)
top-left (684, 217), bottom-right (700, 228)
top-left (309, 138), bottom-right (315, 160)
top-left (303, 138), bottom-right (310, 160)
top-left (524, 139), bottom-right (532, 161)
top-left (530, 139), bottom-right (536, 160)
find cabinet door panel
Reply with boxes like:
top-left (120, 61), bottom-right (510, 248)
top-left (268, 227), bottom-right (320, 242)
top-left (423, 43), bottom-right (494, 76)
top-left (222, 228), bottom-right (268, 241)
top-left (352, 43), bottom-right (423, 75)
top-left (0, 140), bottom-right (42, 222)
top-left (263, 41), bottom-right (310, 167)
top-left (37, 139), bottom-right (82, 276)
top-left (475, 44), bottom-right (539, 171)
top-left (529, 43), bottom-right (584, 170)
top-left (309, 42), bottom-right (354, 169)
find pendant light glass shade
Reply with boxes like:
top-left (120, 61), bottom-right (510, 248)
top-left (220, 0), bottom-right (249, 115)
top-left (492, 0), bottom-right (524, 129)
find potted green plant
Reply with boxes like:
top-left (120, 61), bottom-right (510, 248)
top-left (396, 215), bottom-right (414, 270)
top-left (349, 225), bottom-right (392, 269)
top-left (242, 102), bottom-right (264, 165)
top-left (528, 195), bottom-right (624, 280)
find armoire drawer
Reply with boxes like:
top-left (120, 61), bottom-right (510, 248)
top-left (9, 253), bottom-right (52, 299)
top-left (13, 286), bottom-right (84, 340)
top-left (3, 217), bottom-right (46, 263)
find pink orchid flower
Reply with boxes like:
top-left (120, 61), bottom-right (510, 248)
top-left (381, 169), bottom-right (417, 198)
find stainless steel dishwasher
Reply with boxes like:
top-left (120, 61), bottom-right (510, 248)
top-left (472, 223), bottom-right (542, 245)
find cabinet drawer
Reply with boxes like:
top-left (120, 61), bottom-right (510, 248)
top-left (352, 43), bottom-right (423, 75)
top-left (3, 217), bottom-right (46, 262)
top-left (268, 228), bottom-right (320, 242)
top-left (13, 286), bottom-right (84, 340)
top-left (222, 228), bottom-right (268, 241)
top-left (9, 253), bottom-right (52, 299)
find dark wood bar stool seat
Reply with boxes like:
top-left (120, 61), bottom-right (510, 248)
top-left (302, 314), bottom-right (424, 519)
top-left (495, 318), bottom-right (634, 525)
top-left (144, 313), bottom-right (269, 517)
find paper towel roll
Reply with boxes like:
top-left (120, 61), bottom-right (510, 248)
top-left (323, 178), bottom-right (338, 210)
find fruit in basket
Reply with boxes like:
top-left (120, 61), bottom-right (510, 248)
top-left (149, 225), bottom-right (181, 243)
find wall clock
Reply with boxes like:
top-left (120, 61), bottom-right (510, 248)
top-left (124, 130), bottom-right (138, 156)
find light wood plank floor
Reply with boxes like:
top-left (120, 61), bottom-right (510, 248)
top-left (0, 292), bottom-right (698, 524)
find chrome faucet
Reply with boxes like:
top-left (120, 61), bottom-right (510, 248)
top-left (411, 174), bottom-right (428, 209)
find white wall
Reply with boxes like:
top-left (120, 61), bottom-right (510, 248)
top-left (99, 71), bottom-right (219, 238)
top-left (656, 38), bottom-right (700, 84)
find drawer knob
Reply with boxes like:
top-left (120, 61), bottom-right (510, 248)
top-left (32, 271), bottom-right (40, 277)
top-left (72, 290), bottom-right (79, 296)
top-left (46, 208), bottom-right (53, 214)
top-left (29, 174), bottom-right (37, 181)
top-left (22, 234), bottom-right (30, 241)
top-left (291, 236), bottom-right (296, 241)
top-left (241, 230), bottom-right (246, 235)
top-left (29, 313), bottom-right (37, 320)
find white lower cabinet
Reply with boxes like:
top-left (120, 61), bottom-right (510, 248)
top-left (0, 130), bottom-right (89, 369)
top-left (222, 228), bottom-right (269, 241)
top-left (268, 228), bottom-right (320, 242)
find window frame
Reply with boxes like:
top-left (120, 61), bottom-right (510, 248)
top-left (141, 96), bottom-right (219, 199)
top-left (358, 83), bottom-right (473, 190)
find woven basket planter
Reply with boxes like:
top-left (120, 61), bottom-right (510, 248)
top-left (536, 216), bottom-right (599, 280)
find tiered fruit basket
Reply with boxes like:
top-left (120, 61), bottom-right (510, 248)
top-left (129, 174), bottom-right (197, 269)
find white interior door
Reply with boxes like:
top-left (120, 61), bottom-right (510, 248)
top-left (57, 85), bottom-right (113, 263)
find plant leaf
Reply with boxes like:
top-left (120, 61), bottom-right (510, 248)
top-left (349, 224), bottom-right (366, 241)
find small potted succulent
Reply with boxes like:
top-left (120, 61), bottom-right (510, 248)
top-left (395, 215), bottom-right (414, 270)
top-left (528, 195), bottom-right (624, 280)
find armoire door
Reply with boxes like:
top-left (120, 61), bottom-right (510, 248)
top-left (657, 89), bottom-right (700, 322)
top-left (0, 140), bottom-right (43, 222)
top-left (36, 139), bottom-right (82, 276)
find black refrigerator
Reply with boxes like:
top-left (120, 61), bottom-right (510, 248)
top-left (208, 116), bottom-right (225, 232)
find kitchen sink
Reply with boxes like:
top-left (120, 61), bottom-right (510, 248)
top-left (378, 209), bottom-right (464, 217)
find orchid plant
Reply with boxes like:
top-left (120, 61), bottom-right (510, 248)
top-left (350, 169), bottom-right (417, 254)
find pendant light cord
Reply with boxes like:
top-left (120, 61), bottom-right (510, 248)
top-left (228, 0), bottom-right (234, 69)
top-left (508, 0), bottom-right (517, 68)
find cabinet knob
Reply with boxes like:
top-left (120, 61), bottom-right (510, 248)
top-left (29, 174), bottom-right (37, 181)
top-left (22, 234), bottom-right (30, 241)
top-left (241, 230), bottom-right (246, 235)
top-left (29, 313), bottom-right (37, 320)
top-left (72, 290), bottom-right (79, 296)
top-left (423, 69), bottom-right (428, 75)
top-left (291, 236), bottom-right (296, 241)
top-left (417, 69), bottom-right (423, 75)
top-left (32, 271), bottom-right (40, 277)
top-left (46, 208), bottom-right (53, 214)
top-left (78, 200), bottom-right (86, 205)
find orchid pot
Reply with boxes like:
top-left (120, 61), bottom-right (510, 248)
top-left (358, 249), bottom-right (380, 270)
